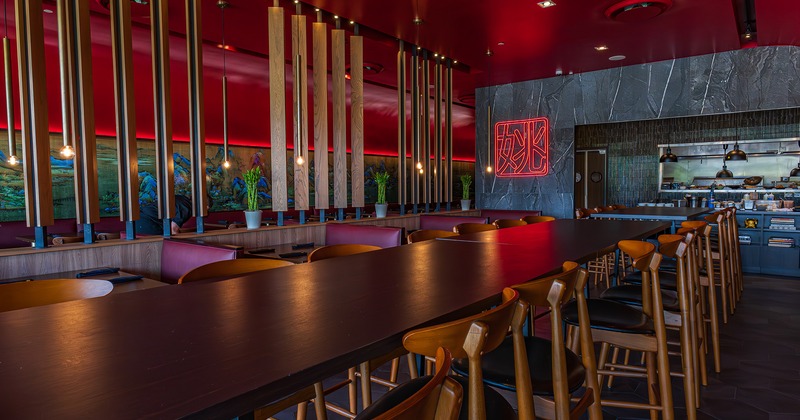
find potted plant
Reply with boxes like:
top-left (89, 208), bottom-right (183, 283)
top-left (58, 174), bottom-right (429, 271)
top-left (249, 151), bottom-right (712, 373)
top-left (460, 174), bottom-right (472, 210)
top-left (243, 166), bottom-right (262, 229)
top-left (374, 171), bottom-right (390, 218)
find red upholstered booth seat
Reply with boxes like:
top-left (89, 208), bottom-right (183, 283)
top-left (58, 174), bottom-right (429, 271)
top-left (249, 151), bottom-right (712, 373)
top-left (0, 218), bottom-right (82, 249)
top-left (418, 214), bottom-right (489, 232)
top-left (479, 209), bottom-right (542, 223)
top-left (160, 238), bottom-right (244, 284)
top-left (325, 223), bottom-right (403, 248)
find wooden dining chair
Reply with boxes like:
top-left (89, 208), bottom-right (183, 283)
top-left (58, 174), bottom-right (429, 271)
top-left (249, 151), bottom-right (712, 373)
top-left (520, 215), bottom-right (555, 224)
top-left (407, 229), bottom-right (458, 243)
top-left (307, 244), bottom-right (381, 262)
top-left (453, 223), bottom-right (496, 235)
top-left (0, 279), bottom-right (113, 313)
top-left (387, 288), bottom-right (526, 420)
top-left (703, 213), bottom-right (735, 322)
top-left (177, 258), bottom-right (295, 284)
top-left (454, 263), bottom-right (602, 420)
top-left (492, 219), bottom-right (528, 229)
top-left (563, 240), bottom-right (675, 419)
top-left (357, 347), bottom-right (463, 420)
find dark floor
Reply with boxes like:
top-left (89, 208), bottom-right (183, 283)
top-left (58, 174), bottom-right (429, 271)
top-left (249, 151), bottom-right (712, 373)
top-left (274, 274), bottom-right (800, 419)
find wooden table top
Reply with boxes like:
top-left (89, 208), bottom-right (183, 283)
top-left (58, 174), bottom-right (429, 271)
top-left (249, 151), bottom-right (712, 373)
top-left (2, 269), bottom-right (167, 295)
top-left (0, 219), bottom-right (668, 419)
top-left (589, 206), bottom-right (711, 221)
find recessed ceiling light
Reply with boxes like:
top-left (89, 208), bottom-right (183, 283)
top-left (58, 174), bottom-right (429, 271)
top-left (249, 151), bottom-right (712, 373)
top-left (453, 60), bottom-right (458, 64)
top-left (537, 1), bottom-right (556, 8)
top-left (555, 69), bottom-right (563, 75)
top-left (43, 8), bottom-right (54, 13)
top-left (594, 45), bottom-right (608, 51)
top-left (609, 55), bottom-right (626, 61)
top-left (497, 42), bottom-right (505, 46)
top-left (349, 20), bottom-right (354, 24)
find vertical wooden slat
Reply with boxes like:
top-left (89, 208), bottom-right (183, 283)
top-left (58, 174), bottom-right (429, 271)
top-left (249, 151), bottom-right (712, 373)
top-left (446, 61), bottom-right (453, 203)
top-left (422, 52), bottom-right (430, 207)
top-left (185, 0), bottom-right (207, 230)
top-left (292, 14), bottom-right (309, 211)
top-left (110, 0), bottom-right (139, 236)
top-left (410, 48), bottom-right (418, 208)
top-left (397, 41), bottom-right (406, 210)
top-left (434, 57), bottom-right (442, 205)
top-left (332, 28), bottom-right (347, 210)
top-left (150, 0), bottom-right (175, 233)
top-left (312, 21), bottom-right (328, 212)
top-left (3, 37), bottom-right (14, 163)
top-left (350, 34), bottom-right (364, 208)
top-left (15, 0), bottom-right (53, 235)
top-left (65, 0), bottom-right (100, 230)
top-left (269, 6), bottom-right (287, 213)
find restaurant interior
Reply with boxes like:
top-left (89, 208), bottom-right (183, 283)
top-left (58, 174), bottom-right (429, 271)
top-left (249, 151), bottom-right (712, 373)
top-left (1, 0), bottom-right (799, 419)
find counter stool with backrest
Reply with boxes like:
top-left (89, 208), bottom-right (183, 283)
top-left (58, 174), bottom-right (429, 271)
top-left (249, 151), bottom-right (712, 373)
top-left (493, 219), bottom-right (528, 229)
top-left (407, 229), bottom-right (458, 243)
top-left (520, 215), bottom-right (556, 224)
top-left (177, 258), bottom-right (295, 284)
top-left (452, 263), bottom-right (602, 419)
top-left (453, 223), bottom-right (497, 235)
top-left (357, 288), bottom-right (527, 420)
top-left (307, 244), bottom-right (381, 262)
top-left (0, 279), bottom-right (113, 313)
top-left (563, 240), bottom-right (675, 419)
top-left (704, 212), bottom-right (735, 323)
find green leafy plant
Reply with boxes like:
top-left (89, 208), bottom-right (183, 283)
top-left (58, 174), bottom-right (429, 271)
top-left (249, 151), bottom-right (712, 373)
top-left (243, 166), bottom-right (261, 211)
top-left (374, 171), bottom-right (390, 204)
top-left (460, 174), bottom-right (473, 200)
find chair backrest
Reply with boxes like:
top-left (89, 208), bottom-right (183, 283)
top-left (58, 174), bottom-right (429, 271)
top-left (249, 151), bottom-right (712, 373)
top-left (419, 215), bottom-right (489, 231)
top-left (0, 279), bottom-right (113, 313)
top-left (402, 288), bottom-right (524, 419)
top-left (325, 223), bottom-right (403, 248)
top-left (373, 347), bottom-right (463, 420)
top-left (178, 258), bottom-right (295, 284)
top-left (479, 209), bottom-right (542, 223)
top-left (453, 223), bottom-right (497, 234)
top-left (407, 229), bottom-right (459, 244)
top-left (574, 208), bottom-right (590, 219)
top-left (160, 239), bottom-right (243, 284)
top-left (493, 219), bottom-right (528, 229)
top-left (521, 215), bottom-right (555, 224)
top-left (307, 244), bottom-right (381, 262)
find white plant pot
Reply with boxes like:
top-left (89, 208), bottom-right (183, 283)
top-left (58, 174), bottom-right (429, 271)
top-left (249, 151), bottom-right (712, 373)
top-left (460, 199), bottom-right (471, 211)
top-left (244, 210), bottom-right (262, 229)
top-left (375, 203), bottom-right (389, 218)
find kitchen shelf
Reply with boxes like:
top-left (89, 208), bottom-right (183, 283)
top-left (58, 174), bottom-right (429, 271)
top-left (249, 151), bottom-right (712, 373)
top-left (734, 211), bottom-right (800, 276)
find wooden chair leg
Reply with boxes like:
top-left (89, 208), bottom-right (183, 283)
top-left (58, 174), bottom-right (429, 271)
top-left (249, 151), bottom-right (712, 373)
top-left (359, 362), bottom-right (372, 410)
top-left (295, 401), bottom-right (307, 420)
top-left (348, 367), bottom-right (357, 414)
top-left (313, 382), bottom-right (327, 420)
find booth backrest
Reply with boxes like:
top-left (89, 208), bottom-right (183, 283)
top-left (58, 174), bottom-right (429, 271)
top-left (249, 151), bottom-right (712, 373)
top-left (480, 209), bottom-right (542, 223)
top-left (419, 214), bottom-right (489, 231)
top-left (160, 238), bottom-right (244, 284)
top-left (0, 218), bottom-right (79, 249)
top-left (325, 223), bottom-right (403, 248)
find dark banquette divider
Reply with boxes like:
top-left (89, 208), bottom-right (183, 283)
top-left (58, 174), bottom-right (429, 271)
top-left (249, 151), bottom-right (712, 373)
top-left (418, 214), bottom-right (489, 232)
top-left (160, 238), bottom-right (244, 284)
top-left (324, 223), bottom-right (404, 248)
top-left (479, 209), bottom-right (542, 223)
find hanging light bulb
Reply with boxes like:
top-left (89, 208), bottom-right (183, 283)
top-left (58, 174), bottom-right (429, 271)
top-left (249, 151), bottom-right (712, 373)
top-left (296, 155), bottom-right (305, 165)
top-left (223, 159), bottom-right (231, 169)
top-left (7, 154), bottom-right (17, 165)
top-left (419, 168), bottom-right (424, 174)
top-left (486, 166), bottom-right (493, 173)
top-left (416, 161), bottom-right (423, 170)
top-left (659, 142), bottom-right (678, 163)
top-left (60, 144), bottom-right (75, 158)
top-left (725, 140), bottom-right (747, 161)
top-left (218, 0), bottom-right (231, 170)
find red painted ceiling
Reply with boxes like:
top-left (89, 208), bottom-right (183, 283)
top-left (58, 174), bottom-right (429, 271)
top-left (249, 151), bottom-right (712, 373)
top-left (1, 0), bottom-right (799, 162)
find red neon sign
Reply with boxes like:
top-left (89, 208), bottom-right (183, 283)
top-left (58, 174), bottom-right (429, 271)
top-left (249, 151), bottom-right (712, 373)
top-left (494, 117), bottom-right (549, 177)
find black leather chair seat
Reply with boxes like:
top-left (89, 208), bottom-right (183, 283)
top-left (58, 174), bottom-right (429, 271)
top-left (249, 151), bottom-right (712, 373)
top-left (659, 257), bottom-right (677, 270)
top-left (450, 335), bottom-right (585, 396)
top-left (622, 270), bottom-right (677, 290)
top-left (355, 373), bottom-right (515, 420)
top-left (563, 299), bottom-right (654, 334)
top-left (600, 285), bottom-right (680, 312)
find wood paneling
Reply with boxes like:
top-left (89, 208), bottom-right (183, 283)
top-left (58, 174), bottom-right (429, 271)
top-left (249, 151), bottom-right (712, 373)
top-left (350, 34), bottom-right (364, 208)
top-left (292, 14), bottom-right (309, 211)
top-left (422, 53), bottom-right (430, 205)
top-left (332, 28), bottom-right (347, 209)
top-left (446, 62), bottom-right (453, 203)
top-left (269, 7), bottom-right (287, 212)
top-left (59, 0), bottom-right (99, 226)
top-left (397, 42), bottom-right (407, 207)
top-left (150, 0), bottom-right (175, 222)
top-left (15, 0), bottom-right (53, 228)
top-left (185, 0), bottom-right (207, 222)
top-left (3, 38), bottom-right (14, 164)
top-left (434, 58), bottom-right (442, 203)
top-left (109, 0), bottom-right (139, 225)
top-left (410, 49), bottom-right (419, 206)
top-left (312, 22), bottom-right (329, 211)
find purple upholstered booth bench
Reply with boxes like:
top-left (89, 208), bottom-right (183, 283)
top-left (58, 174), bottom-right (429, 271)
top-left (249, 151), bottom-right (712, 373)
top-left (160, 238), bottom-right (244, 284)
top-left (325, 223), bottom-right (403, 248)
top-left (480, 209), bottom-right (542, 223)
top-left (418, 214), bottom-right (490, 232)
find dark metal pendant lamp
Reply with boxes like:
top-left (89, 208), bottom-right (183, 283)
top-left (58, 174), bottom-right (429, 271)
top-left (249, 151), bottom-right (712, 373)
top-left (716, 144), bottom-right (733, 178)
top-left (725, 140), bottom-right (747, 161)
top-left (659, 143), bottom-right (678, 163)
top-left (791, 141), bottom-right (800, 177)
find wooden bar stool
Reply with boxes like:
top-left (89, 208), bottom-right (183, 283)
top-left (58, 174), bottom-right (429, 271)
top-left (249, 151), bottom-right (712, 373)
top-left (359, 288), bottom-right (526, 420)
top-left (407, 229), bottom-right (458, 243)
top-left (563, 240), bottom-right (675, 419)
top-left (704, 213), bottom-right (735, 323)
top-left (493, 219), bottom-right (528, 229)
top-left (453, 223), bottom-right (497, 234)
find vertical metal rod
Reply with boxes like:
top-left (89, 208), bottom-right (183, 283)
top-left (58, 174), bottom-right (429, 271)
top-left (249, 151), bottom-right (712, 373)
top-left (186, 0), bottom-right (206, 233)
top-left (446, 60), bottom-right (453, 209)
top-left (410, 48), bottom-right (419, 211)
top-left (222, 75), bottom-right (228, 160)
top-left (422, 51), bottom-right (430, 212)
top-left (397, 40), bottom-right (406, 215)
top-left (3, 37), bottom-right (14, 161)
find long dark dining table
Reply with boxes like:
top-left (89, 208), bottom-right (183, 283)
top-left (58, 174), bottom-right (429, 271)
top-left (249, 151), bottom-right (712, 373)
top-left (0, 219), bottom-right (668, 419)
top-left (589, 206), bottom-right (710, 232)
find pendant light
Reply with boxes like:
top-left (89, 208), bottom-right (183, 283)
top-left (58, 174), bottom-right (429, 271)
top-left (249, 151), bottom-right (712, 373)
top-left (725, 140), bottom-right (747, 161)
top-left (659, 142), bottom-right (678, 163)
top-left (3, 0), bottom-right (16, 165)
top-left (218, 0), bottom-right (231, 169)
top-left (56, 0), bottom-right (74, 159)
top-left (485, 49), bottom-right (493, 173)
top-left (716, 144), bottom-right (733, 178)
top-left (790, 141), bottom-right (800, 177)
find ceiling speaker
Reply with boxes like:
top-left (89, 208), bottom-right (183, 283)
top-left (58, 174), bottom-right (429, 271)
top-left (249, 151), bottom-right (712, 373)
top-left (605, 0), bottom-right (673, 22)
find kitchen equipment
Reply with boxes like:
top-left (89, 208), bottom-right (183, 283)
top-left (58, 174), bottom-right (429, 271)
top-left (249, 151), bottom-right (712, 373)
top-left (744, 218), bottom-right (758, 228)
top-left (744, 176), bottom-right (763, 186)
top-left (716, 145), bottom-right (733, 177)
